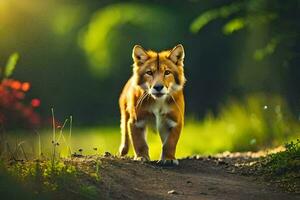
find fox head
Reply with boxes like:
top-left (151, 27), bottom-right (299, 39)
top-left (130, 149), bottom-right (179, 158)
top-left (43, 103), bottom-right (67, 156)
top-left (132, 44), bottom-right (186, 99)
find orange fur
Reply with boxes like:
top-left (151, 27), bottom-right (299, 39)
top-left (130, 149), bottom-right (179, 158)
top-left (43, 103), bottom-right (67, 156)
top-left (119, 44), bottom-right (186, 164)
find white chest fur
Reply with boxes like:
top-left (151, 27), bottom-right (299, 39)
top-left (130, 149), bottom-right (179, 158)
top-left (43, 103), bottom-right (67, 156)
top-left (150, 98), bottom-right (170, 116)
top-left (135, 97), bottom-right (177, 137)
top-left (135, 98), bottom-right (169, 129)
top-left (148, 98), bottom-right (177, 142)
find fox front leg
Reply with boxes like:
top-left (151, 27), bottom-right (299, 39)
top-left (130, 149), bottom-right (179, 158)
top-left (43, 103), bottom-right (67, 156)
top-left (127, 118), bottom-right (150, 161)
top-left (158, 117), bottom-right (182, 166)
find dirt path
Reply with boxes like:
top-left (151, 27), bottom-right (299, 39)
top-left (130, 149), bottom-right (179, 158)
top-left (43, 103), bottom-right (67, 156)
top-left (76, 156), bottom-right (299, 200)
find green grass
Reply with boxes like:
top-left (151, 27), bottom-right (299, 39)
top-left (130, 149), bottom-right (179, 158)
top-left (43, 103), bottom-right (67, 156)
top-left (2, 94), bottom-right (299, 160)
top-left (5, 122), bottom-right (297, 161)
top-left (248, 139), bottom-right (300, 192)
top-left (0, 94), bottom-right (299, 199)
top-left (264, 139), bottom-right (300, 175)
top-left (0, 157), bottom-right (102, 200)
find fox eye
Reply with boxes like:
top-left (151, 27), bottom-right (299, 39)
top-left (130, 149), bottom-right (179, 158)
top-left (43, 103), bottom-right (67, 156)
top-left (145, 70), bottom-right (153, 76)
top-left (164, 70), bottom-right (171, 76)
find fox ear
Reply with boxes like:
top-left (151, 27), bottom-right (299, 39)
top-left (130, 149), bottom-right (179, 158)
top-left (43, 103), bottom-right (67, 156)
top-left (132, 45), bottom-right (149, 65)
top-left (169, 44), bottom-right (185, 65)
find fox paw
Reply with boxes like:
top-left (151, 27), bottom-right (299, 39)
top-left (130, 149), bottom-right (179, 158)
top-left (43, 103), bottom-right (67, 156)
top-left (134, 156), bottom-right (150, 162)
top-left (118, 145), bottom-right (129, 157)
top-left (157, 159), bottom-right (179, 166)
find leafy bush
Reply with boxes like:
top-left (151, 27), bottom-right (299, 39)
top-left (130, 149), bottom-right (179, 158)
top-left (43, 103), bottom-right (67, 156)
top-left (190, 0), bottom-right (299, 61)
top-left (1, 158), bottom-right (102, 199)
top-left (0, 54), bottom-right (41, 129)
top-left (79, 3), bottom-right (180, 77)
top-left (218, 94), bottom-right (297, 151)
top-left (177, 94), bottom-right (299, 156)
top-left (254, 139), bottom-right (300, 192)
top-left (265, 139), bottom-right (300, 175)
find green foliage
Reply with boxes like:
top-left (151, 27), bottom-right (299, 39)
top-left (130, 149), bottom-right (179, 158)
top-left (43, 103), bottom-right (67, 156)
top-left (190, 2), bottom-right (242, 33)
top-left (0, 54), bottom-right (41, 129)
top-left (252, 139), bottom-right (300, 192)
top-left (79, 185), bottom-right (99, 199)
top-left (6, 94), bottom-right (297, 159)
top-left (9, 160), bottom-right (76, 190)
top-left (51, 5), bottom-right (86, 36)
top-left (179, 94), bottom-right (299, 155)
top-left (253, 38), bottom-right (278, 61)
top-left (1, 1), bottom-right (297, 123)
top-left (222, 18), bottom-right (245, 35)
top-left (4, 159), bottom-right (101, 199)
top-left (265, 139), bottom-right (300, 175)
top-left (79, 3), bottom-right (178, 76)
top-left (0, 168), bottom-right (35, 200)
top-left (190, 0), bottom-right (298, 62)
top-left (4, 52), bottom-right (19, 78)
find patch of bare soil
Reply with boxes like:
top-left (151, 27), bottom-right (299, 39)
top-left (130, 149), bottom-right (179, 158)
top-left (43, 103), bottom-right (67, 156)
top-left (70, 152), bottom-right (299, 200)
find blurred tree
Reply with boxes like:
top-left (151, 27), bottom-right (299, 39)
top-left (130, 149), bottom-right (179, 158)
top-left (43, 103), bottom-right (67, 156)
top-left (79, 3), bottom-right (183, 77)
top-left (1, 0), bottom-right (298, 125)
top-left (191, 0), bottom-right (300, 116)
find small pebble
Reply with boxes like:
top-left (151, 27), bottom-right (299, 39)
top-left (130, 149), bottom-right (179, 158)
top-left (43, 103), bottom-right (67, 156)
top-left (168, 190), bottom-right (184, 195)
top-left (168, 190), bottom-right (179, 195)
top-left (196, 155), bottom-right (203, 160)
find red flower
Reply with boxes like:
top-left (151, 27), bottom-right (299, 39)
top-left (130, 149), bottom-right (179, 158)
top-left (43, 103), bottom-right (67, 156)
top-left (14, 91), bottom-right (25, 99)
top-left (31, 98), bottom-right (40, 107)
top-left (0, 78), bottom-right (41, 129)
top-left (21, 82), bottom-right (30, 91)
top-left (11, 81), bottom-right (21, 90)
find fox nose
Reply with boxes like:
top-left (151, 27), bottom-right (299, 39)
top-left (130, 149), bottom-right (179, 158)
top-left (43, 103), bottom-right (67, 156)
top-left (153, 84), bottom-right (164, 92)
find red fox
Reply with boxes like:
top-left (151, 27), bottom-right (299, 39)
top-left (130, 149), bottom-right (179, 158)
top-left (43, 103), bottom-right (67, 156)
top-left (119, 44), bottom-right (186, 165)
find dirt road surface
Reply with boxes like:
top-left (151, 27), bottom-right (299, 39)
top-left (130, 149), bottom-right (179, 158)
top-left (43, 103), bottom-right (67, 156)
top-left (74, 155), bottom-right (299, 200)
